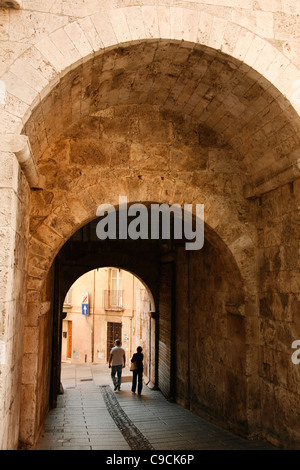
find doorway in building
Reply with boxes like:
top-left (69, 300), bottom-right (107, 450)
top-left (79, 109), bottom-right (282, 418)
top-left (67, 321), bottom-right (72, 359)
top-left (61, 320), bottom-right (73, 360)
top-left (107, 322), bottom-right (122, 361)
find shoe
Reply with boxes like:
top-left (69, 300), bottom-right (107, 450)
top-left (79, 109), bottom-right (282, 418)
top-left (114, 384), bottom-right (118, 391)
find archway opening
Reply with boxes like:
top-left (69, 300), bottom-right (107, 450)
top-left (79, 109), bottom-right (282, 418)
top-left (19, 36), bottom-right (293, 448)
top-left (33, 208), bottom-right (251, 444)
top-left (60, 267), bottom-right (156, 390)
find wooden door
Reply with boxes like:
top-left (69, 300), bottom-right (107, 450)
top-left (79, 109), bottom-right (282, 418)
top-left (67, 321), bottom-right (72, 358)
top-left (107, 322), bottom-right (122, 361)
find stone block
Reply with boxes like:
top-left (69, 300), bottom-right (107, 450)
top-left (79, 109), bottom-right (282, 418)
top-left (254, 0), bottom-right (281, 12)
top-left (10, 58), bottom-right (49, 94)
top-left (264, 52), bottom-right (290, 83)
top-left (0, 0), bottom-right (300, 450)
top-left (281, 0), bottom-right (300, 14)
top-left (244, 35), bottom-right (266, 68)
top-left (197, 11), bottom-right (213, 45)
top-left (8, 10), bottom-right (68, 43)
top-left (232, 29), bottom-right (254, 62)
top-left (227, 313), bottom-right (246, 344)
top-left (23, 327), bottom-right (39, 355)
top-left (138, 120), bottom-right (173, 144)
top-left (224, 370), bottom-right (247, 421)
top-left (170, 7), bottom-right (184, 41)
top-left (27, 263), bottom-right (47, 280)
top-left (245, 316), bottom-right (259, 344)
top-left (255, 11), bottom-right (274, 38)
top-left (130, 143), bottom-right (169, 171)
top-left (124, 6), bottom-right (146, 42)
top-left (19, 383), bottom-right (36, 425)
top-left (287, 359), bottom-right (300, 395)
top-left (3, 91), bottom-right (29, 120)
top-left (64, 21), bottom-right (94, 58)
top-left (275, 64), bottom-right (300, 108)
top-left (0, 189), bottom-right (18, 232)
top-left (246, 375), bottom-right (260, 410)
top-left (141, 5), bottom-right (159, 39)
top-left (108, 8), bottom-right (132, 44)
top-left (78, 16), bottom-right (104, 53)
top-left (170, 146), bottom-right (208, 172)
top-left (35, 36), bottom-right (66, 74)
top-left (0, 8), bottom-right (9, 41)
top-left (2, 71), bottom-right (36, 106)
top-left (274, 12), bottom-right (300, 40)
top-left (25, 303), bottom-right (42, 328)
top-left (34, 223), bottom-right (64, 249)
top-left (253, 42), bottom-right (278, 76)
top-left (49, 28), bottom-right (81, 69)
top-left (157, 6), bottom-right (171, 39)
top-left (91, 11), bottom-right (118, 48)
top-left (232, 9), bottom-right (257, 33)
top-left (208, 16), bottom-right (228, 50)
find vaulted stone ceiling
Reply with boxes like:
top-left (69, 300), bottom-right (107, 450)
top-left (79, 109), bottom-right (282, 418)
top-left (24, 39), bottom-right (300, 190)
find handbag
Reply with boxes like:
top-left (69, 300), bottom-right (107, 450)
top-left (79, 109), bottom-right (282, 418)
top-left (130, 361), bottom-right (137, 371)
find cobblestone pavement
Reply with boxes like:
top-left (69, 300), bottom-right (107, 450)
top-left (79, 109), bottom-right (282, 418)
top-left (35, 363), bottom-right (276, 451)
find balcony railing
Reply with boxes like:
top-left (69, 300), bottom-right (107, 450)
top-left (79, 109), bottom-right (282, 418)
top-left (103, 290), bottom-right (124, 311)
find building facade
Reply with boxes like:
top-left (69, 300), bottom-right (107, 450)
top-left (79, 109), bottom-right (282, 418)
top-left (61, 268), bottom-right (151, 367)
top-left (0, 0), bottom-right (300, 451)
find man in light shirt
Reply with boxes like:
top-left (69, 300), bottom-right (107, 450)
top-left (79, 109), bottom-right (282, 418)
top-left (109, 339), bottom-right (126, 391)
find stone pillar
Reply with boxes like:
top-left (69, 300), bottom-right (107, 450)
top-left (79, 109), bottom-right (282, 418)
top-left (158, 260), bottom-right (175, 399)
top-left (0, 145), bottom-right (30, 450)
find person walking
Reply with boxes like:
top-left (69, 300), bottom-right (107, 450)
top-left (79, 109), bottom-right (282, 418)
top-left (131, 346), bottom-right (144, 395)
top-left (109, 339), bottom-right (126, 391)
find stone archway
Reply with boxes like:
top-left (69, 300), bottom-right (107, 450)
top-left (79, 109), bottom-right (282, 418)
top-left (23, 200), bottom-right (252, 448)
top-left (50, 220), bottom-right (160, 407)
top-left (17, 37), bottom-right (300, 448)
top-left (0, 3), bottom-right (300, 451)
top-left (2, 4), bottom-right (300, 135)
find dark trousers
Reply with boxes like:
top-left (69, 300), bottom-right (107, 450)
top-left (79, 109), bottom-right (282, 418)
top-left (132, 369), bottom-right (143, 394)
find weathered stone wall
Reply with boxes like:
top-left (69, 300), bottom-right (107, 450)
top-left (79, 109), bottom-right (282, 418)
top-left (174, 237), bottom-right (260, 438)
top-left (22, 101), bottom-right (255, 447)
top-left (1, 0), bottom-right (300, 128)
top-left (158, 262), bottom-right (174, 398)
top-left (257, 180), bottom-right (300, 448)
top-left (19, 269), bottom-right (53, 448)
top-left (0, 151), bottom-right (29, 450)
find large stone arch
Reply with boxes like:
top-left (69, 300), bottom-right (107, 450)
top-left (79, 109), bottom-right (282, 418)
top-left (17, 31), bottom-right (299, 447)
top-left (1, 1), bottom-right (300, 451)
top-left (25, 195), bottom-right (252, 444)
top-left (2, 4), bottom-right (300, 130)
top-left (1, 7), bottom-right (300, 198)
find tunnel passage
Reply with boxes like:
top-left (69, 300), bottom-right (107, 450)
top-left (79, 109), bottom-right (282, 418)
top-left (20, 37), bottom-right (300, 448)
top-left (51, 217), bottom-right (162, 407)
top-left (46, 212), bottom-right (249, 440)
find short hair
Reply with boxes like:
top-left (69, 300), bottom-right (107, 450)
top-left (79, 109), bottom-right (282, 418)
top-left (115, 339), bottom-right (121, 345)
top-left (137, 346), bottom-right (142, 352)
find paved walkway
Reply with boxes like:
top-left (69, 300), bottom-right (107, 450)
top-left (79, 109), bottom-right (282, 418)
top-left (35, 363), bottom-right (276, 451)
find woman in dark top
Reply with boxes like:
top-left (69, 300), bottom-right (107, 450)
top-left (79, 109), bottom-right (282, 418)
top-left (131, 346), bottom-right (144, 395)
